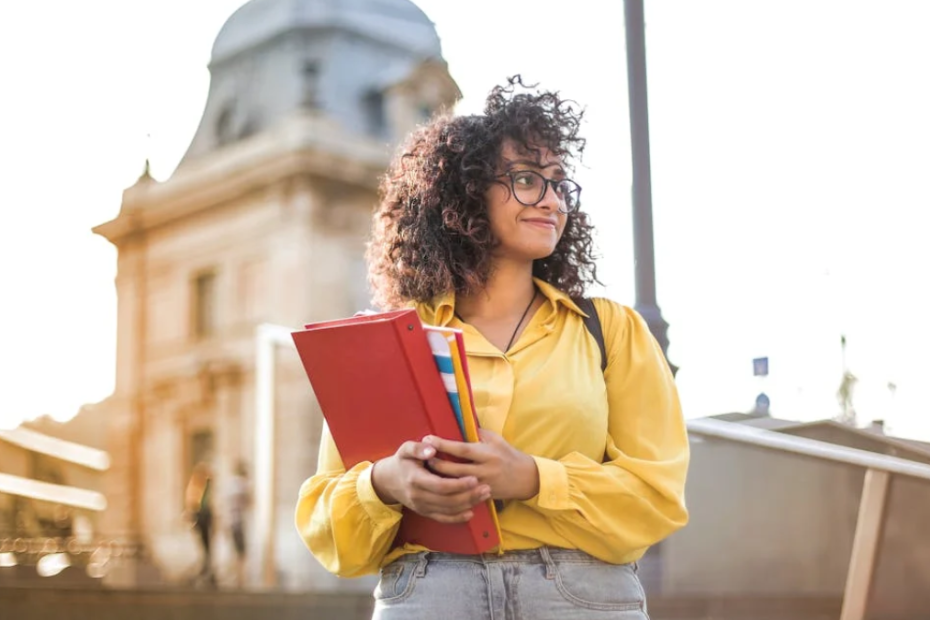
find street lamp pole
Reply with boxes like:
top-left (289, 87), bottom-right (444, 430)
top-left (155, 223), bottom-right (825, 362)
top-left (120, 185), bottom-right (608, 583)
top-left (624, 0), bottom-right (677, 376)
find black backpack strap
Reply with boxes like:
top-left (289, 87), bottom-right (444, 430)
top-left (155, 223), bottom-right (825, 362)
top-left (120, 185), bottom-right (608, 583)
top-left (577, 297), bottom-right (607, 373)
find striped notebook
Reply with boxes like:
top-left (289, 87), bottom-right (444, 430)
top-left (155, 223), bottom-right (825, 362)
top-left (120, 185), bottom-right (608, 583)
top-left (424, 325), bottom-right (503, 535)
top-left (424, 327), bottom-right (467, 439)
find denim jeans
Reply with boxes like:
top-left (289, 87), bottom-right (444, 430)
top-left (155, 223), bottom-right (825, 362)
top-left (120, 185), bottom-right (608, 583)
top-left (372, 547), bottom-right (650, 620)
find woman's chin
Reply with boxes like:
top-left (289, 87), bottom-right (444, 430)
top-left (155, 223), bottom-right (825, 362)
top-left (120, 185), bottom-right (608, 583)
top-left (492, 241), bottom-right (559, 263)
top-left (530, 243), bottom-right (559, 260)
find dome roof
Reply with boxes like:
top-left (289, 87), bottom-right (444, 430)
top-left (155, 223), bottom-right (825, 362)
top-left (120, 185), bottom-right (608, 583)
top-left (212, 0), bottom-right (441, 62)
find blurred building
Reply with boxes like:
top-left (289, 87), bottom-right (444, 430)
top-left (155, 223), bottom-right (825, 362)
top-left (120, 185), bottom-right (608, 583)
top-left (0, 409), bottom-right (112, 586)
top-left (90, 0), bottom-right (459, 590)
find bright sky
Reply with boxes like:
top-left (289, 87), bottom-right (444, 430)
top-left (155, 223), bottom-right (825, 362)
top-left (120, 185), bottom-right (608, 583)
top-left (1, 1), bottom-right (928, 438)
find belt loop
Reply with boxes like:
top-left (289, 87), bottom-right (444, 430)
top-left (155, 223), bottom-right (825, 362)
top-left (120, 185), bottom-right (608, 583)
top-left (414, 552), bottom-right (429, 578)
top-left (538, 546), bottom-right (556, 580)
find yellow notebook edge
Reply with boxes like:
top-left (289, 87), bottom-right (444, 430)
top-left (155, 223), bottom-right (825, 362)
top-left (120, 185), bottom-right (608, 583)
top-left (444, 333), bottom-right (504, 553)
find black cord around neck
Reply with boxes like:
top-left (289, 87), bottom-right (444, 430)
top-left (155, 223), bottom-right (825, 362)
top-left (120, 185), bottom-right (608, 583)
top-left (505, 290), bottom-right (537, 351)
top-left (454, 289), bottom-right (538, 352)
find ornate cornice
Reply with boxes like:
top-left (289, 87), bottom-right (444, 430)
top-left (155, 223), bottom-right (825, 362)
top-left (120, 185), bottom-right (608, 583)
top-left (93, 113), bottom-right (390, 247)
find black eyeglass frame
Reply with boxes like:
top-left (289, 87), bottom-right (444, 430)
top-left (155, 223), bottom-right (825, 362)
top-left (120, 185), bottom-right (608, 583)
top-left (497, 170), bottom-right (583, 214)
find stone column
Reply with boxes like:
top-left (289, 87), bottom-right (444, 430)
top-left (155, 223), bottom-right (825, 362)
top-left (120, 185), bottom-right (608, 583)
top-left (104, 232), bottom-right (148, 541)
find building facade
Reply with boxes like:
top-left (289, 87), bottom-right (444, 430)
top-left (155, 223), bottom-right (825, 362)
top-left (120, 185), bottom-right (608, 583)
top-left (91, 0), bottom-right (459, 590)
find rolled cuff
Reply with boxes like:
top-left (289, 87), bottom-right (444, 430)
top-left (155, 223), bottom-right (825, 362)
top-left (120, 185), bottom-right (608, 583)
top-left (356, 463), bottom-right (403, 523)
top-left (526, 456), bottom-right (572, 511)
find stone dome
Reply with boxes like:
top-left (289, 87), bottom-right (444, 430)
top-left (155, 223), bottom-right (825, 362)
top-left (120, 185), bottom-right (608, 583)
top-left (175, 0), bottom-right (455, 167)
top-left (211, 0), bottom-right (442, 63)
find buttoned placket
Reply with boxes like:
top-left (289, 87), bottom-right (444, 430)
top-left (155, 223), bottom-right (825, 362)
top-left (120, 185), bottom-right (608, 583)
top-left (450, 303), bottom-right (560, 437)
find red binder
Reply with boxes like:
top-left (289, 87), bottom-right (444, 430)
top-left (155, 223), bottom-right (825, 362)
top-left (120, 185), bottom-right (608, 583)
top-left (291, 309), bottom-right (500, 555)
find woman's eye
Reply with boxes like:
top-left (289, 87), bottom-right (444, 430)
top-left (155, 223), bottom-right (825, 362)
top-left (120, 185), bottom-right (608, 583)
top-left (513, 173), bottom-right (537, 187)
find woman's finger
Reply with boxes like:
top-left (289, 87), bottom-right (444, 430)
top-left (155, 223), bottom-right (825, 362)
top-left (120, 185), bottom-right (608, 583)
top-left (410, 468), bottom-right (478, 496)
top-left (396, 440), bottom-right (436, 461)
top-left (426, 458), bottom-right (477, 479)
top-left (424, 510), bottom-right (474, 524)
top-left (413, 486), bottom-right (490, 516)
top-left (422, 435), bottom-right (485, 461)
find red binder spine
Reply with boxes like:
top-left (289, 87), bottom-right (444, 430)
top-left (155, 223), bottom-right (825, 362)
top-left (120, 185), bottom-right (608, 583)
top-left (395, 318), bottom-right (463, 442)
top-left (391, 318), bottom-right (500, 555)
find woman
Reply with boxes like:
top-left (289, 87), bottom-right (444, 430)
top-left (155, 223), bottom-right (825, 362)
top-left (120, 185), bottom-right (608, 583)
top-left (295, 76), bottom-right (689, 619)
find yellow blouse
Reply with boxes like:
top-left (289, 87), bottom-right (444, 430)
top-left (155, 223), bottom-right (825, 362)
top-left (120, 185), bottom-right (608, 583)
top-left (295, 278), bottom-right (689, 577)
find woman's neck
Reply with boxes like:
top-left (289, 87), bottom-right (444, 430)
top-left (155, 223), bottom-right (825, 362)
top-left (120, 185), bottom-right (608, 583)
top-left (455, 259), bottom-right (536, 322)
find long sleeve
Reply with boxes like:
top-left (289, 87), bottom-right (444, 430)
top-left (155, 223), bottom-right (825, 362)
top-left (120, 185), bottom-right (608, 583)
top-left (521, 300), bottom-right (689, 562)
top-left (294, 424), bottom-right (404, 577)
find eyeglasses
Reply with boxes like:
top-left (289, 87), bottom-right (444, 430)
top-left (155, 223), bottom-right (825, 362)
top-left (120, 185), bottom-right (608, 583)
top-left (499, 170), bottom-right (582, 214)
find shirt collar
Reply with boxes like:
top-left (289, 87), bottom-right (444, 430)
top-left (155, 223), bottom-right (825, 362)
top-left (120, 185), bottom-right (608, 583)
top-left (417, 277), bottom-right (588, 326)
top-left (533, 278), bottom-right (589, 318)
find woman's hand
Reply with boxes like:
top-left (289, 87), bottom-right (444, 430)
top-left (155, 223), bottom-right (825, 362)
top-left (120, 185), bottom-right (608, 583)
top-left (371, 440), bottom-right (492, 523)
top-left (423, 430), bottom-right (540, 501)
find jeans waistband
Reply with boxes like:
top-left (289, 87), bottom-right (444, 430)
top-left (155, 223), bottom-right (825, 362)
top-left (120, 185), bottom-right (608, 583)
top-left (392, 547), bottom-right (603, 566)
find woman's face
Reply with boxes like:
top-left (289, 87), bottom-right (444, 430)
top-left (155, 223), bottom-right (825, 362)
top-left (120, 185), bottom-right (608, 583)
top-left (485, 140), bottom-right (568, 263)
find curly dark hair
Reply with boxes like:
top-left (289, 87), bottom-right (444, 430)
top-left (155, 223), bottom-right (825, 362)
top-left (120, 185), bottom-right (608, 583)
top-left (366, 75), bottom-right (600, 310)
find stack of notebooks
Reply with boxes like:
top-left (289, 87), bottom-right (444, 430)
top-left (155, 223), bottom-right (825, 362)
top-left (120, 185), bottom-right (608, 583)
top-left (291, 309), bottom-right (502, 554)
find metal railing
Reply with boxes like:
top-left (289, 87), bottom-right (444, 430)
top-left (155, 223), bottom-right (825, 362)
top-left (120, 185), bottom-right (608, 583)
top-left (0, 427), bottom-right (109, 511)
top-left (688, 417), bottom-right (930, 620)
top-left (0, 473), bottom-right (106, 512)
top-left (0, 427), bottom-right (110, 471)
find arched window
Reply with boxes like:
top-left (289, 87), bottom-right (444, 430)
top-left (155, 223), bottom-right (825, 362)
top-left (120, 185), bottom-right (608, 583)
top-left (215, 103), bottom-right (236, 146)
top-left (364, 91), bottom-right (387, 137)
top-left (301, 61), bottom-right (321, 109)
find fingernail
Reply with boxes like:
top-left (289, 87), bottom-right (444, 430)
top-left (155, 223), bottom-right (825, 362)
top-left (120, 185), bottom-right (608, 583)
top-left (422, 447), bottom-right (435, 458)
top-left (423, 436), bottom-right (435, 444)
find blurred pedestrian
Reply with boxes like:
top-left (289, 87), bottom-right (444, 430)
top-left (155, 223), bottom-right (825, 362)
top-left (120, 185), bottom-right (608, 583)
top-left (185, 462), bottom-right (215, 586)
top-left (227, 460), bottom-right (251, 588)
